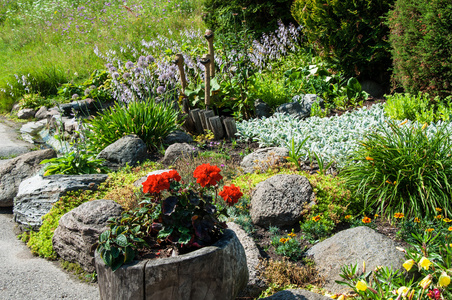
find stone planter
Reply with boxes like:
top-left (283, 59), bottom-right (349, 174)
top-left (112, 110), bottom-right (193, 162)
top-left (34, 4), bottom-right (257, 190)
top-left (95, 229), bottom-right (249, 300)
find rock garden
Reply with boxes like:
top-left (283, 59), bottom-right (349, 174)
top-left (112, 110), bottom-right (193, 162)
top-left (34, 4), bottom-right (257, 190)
top-left (1, 0), bottom-right (452, 300)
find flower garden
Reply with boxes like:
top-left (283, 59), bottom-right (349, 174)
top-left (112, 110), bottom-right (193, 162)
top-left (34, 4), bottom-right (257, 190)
top-left (2, 0), bottom-right (452, 299)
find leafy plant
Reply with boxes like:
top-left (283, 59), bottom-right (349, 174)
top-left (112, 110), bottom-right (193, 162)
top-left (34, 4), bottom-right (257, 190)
top-left (384, 92), bottom-right (452, 123)
top-left (387, 0), bottom-right (452, 98)
top-left (85, 98), bottom-right (181, 152)
top-left (292, 0), bottom-right (394, 83)
top-left (18, 93), bottom-right (54, 110)
top-left (271, 231), bottom-right (304, 260)
top-left (98, 165), bottom-right (243, 270)
top-left (342, 120), bottom-right (452, 219)
top-left (40, 150), bottom-right (109, 176)
top-left (285, 136), bottom-right (309, 171)
top-left (299, 215), bottom-right (334, 244)
top-left (58, 70), bottom-right (111, 102)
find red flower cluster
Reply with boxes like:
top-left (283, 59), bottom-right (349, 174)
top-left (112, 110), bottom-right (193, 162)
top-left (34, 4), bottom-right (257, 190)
top-left (142, 170), bottom-right (181, 194)
top-left (219, 184), bottom-right (243, 206)
top-left (193, 163), bottom-right (223, 187)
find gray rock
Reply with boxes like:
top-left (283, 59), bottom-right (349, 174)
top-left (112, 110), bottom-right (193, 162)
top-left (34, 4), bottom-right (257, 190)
top-left (17, 108), bottom-right (36, 119)
top-left (162, 143), bottom-right (198, 165)
top-left (361, 80), bottom-right (384, 98)
top-left (228, 222), bottom-right (266, 297)
top-left (250, 174), bottom-right (313, 228)
top-left (261, 289), bottom-right (331, 300)
top-left (20, 119), bottom-right (48, 143)
top-left (53, 200), bottom-right (122, 273)
top-left (13, 174), bottom-right (108, 230)
top-left (163, 130), bottom-right (193, 145)
top-left (63, 118), bottom-right (79, 133)
top-left (306, 226), bottom-right (405, 293)
top-left (255, 99), bottom-right (271, 118)
top-left (0, 149), bottom-right (56, 207)
top-left (97, 135), bottom-right (148, 170)
top-left (34, 106), bottom-right (48, 120)
top-left (95, 229), bottom-right (248, 300)
top-left (240, 147), bottom-right (288, 174)
top-left (291, 94), bottom-right (325, 118)
top-left (275, 101), bottom-right (304, 118)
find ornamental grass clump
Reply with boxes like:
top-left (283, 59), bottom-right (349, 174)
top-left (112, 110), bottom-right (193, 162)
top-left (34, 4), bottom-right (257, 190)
top-left (343, 120), bottom-right (452, 219)
top-left (85, 98), bottom-right (181, 152)
top-left (97, 164), bottom-right (243, 271)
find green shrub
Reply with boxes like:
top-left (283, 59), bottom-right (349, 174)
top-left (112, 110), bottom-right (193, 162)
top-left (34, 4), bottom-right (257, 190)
top-left (86, 99), bottom-right (181, 152)
top-left (387, 0), bottom-right (452, 98)
top-left (291, 0), bottom-right (394, 82)
top-left (202, 0), bottom-right (295, 36)
top-left (18, 93), bottom-right (54, 110)
top-left (342, 121), bottom-right (452, 219)
top-left (40, 150), bottom-right (110, 176)
top-left (384, 92), bottom-right (452, 123)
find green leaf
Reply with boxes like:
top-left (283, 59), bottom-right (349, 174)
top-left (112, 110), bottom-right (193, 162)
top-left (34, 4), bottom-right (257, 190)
top-left (103, 251), bottom-right (113, 266)
top-left (110, 247), bottom-right (120, 259)
top-left (99, 230), bottom-right (110, 243)
top-left (115, 234), bottom-right (128, 248)
top-left (179, 232), bottom-right (192, 244)
top-left (157, 227), bottom-right (173, 239)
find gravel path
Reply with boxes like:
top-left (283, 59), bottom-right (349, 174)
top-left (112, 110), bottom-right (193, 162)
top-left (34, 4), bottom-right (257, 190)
top-left (0, 207), bottom-right (100, 300)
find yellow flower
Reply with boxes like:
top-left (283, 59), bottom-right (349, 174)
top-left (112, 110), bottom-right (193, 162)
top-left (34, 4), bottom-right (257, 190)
top-left (449, 226), bottom-right (452, 231)
top-left (414, 217), bottom-right (420, 223)
top-left (362, 217), bottom-right (371, 224)
top-left (288, 232), bottom-right (296, 238)
top-left (374, 214), bottom-right (379, 218)
top-left (419, 274), bottom-right (432, 289)
top-left (421, 123), bottom-right (428, 130)
top-left (345, 215), bottom-right (352, 220)
top-left (337, 295), bottom-right (345, 300)
top-left (279, 238), bottom-right (287, 244)
top-left (312, 215), bottom-right (321, 222)
top-left (426, 228), bottom-right (434, 232)
top-left (443, 218), bottom-right (451, 222)
top-left (355, 280), bottom-right (367, 291)
top-left (435, 215), bottom-right (442, 219)
top-left (402, 259), bottom-right (415, 271)
top-left (365, 156), bottom-right (374, 161)
top-left (436, 207), bottom-right (442, 212)
top-left (399, 120), bottom-right (408, 126)
top-left (439, 272), bottom-right (451, 287)
top-left (394, 213), bottom-right (405, 218)
top-left (397, 286), bottom-right (409, 296)
top-left (419, 257), bottom-right (432, 270)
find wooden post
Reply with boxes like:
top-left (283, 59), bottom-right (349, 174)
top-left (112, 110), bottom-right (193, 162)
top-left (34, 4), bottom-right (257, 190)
top-left (223, 117), bottom-right (237, 140)
top-left (173, 54), bottom-right (187, 94)
top-left (200, 54), bottom-right (211, 109)
top-left (202, 110), bottom-right (215, 132)
top-left (189, 108), bottom-right (203, 134)
top-left (204, 30), bottom-right (215, 78)
top-left (208, 116), bottom-right (224, 140)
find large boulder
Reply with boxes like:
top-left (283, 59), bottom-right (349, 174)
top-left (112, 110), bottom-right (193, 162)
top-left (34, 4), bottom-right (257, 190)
top-left (20, 119), bottom-right (48, 143)
top-left (306, 226), bottom-right (405, 293)
top-left (53, 200), bottom-right (123, 273)
top-left (0, 149), bottom-right (56, 207)
top-left (13, 174), bottom-right (108, 230)
top-left (240, 147), bottom-right (288, 174)
top-left (17, 108), bottom-right (36, 119)
top-left (250, 174), bottom-right (314, 228)
top-left (163, 130), bottom-right (193, 145)
top-left (96, 135), bottom-right (148, 170)
top-left (162, 143), bottom-right (198, 165)
top-left (261, 289), bottom-right (331, 300)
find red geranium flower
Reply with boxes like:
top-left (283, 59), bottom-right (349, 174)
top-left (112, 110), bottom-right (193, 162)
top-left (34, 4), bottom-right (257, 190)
top-left (193, 163), bottom-right (223, 187)
top-left (219, 184), bottom-right (243, 206)
top-left (142, 170), bottom-right (181, 194)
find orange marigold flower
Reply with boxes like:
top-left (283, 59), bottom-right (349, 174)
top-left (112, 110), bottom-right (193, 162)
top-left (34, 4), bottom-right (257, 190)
top-left (219, 184), bottom-right (243, 206)
top-left (365, 156), bottom-right (374, 161)
top-left (374, 214), bottom-right (379, 218)
top-left (436, 207), bottom-right (443, 212)
top-left (288, 232), bottom-right (296, 238)
top-left (436, 215), bottom-right (442, 219)
top-left (394, 213), bottom-right (405, 218)
top-left (193, 163), bottom-right (223, 187)
top-left (414, 217), bottom-right (420, 223)
top-left (362, 217), bottom-right (371, 224)
top-left (345, 215), bottom-right (352, 220)
top-left (449, 227), bottom-right (452, 231)
top-left (312, 215), bottom-right (321, 222)
top-left (426, 228), bottom-right (435, 232)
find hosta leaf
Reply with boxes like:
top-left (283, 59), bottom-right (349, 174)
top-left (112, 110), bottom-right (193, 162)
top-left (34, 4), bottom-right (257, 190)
top-left (115, 234), bottom-right (128, 247)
